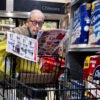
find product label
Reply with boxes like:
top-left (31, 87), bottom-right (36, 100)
top-left (93, 65), bottom-right (100, 81)
top-left (91, 10), bottom-right (100, 36)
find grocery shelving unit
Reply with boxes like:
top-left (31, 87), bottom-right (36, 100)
top-left (67, 0), bottom-right (98, 80)
top-left (64, 0), bottom-right (100, 100)
top-left (0, 18), bottom-right (16, 41)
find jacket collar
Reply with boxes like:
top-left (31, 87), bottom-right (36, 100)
top-left (27, 27), bottom-right (37, 39)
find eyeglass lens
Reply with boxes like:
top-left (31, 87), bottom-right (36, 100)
top-left (30, 20), bottom-right (44, 26)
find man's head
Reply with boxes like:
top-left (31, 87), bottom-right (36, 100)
top-left (28, 9), bottom-right (44, 36)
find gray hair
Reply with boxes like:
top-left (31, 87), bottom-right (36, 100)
top-left (29, 9), bottom-right (45, 20)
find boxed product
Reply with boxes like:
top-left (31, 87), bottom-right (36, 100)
top-left (71, 3), bottom-right (91, 45)
top-left (83, 55), bottom-right (100, 98)
top-left (88, 1), bottom-right (100, 45)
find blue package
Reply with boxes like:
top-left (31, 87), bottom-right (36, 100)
top-left (89, 1), bottom-right (100, 45)
top-left (70, 80), bottom-right (85, 100)
top-left (72, 3), bottom-right (91, 44)
top-left (72, 8), bottom-right (81, 44)
top-left (79, 3), bottom-right (91, 44)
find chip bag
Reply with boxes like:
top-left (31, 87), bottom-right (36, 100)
top-left (39, 56), bottom-right (65, 81)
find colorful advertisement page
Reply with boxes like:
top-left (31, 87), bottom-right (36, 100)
top-left (38, 29), bottom-right (67, 55)
top-left (6, 32), bottom-right (38, 62)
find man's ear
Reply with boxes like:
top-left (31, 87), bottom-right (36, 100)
top-left (25, 19), bottom-right (30, 26)
top-left (27, 19), bottom-right (30, 22)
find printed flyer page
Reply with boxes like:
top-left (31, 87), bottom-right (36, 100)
top-left (38, 29), bottom-right (67, 55)
top-left (6, 32), bottom-right (38, 62)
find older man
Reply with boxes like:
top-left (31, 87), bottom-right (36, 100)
top-left (13, 9), bottom-right (44, 38)
top-left (12, 9), bottom-right (47, 99)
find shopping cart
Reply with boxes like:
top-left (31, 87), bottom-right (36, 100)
top-left (0, 55), bottom-right (65, 100)
top-left (1, 55), bottom-right (100, 100)
top-left (64, 68), bottom-right (100, 100)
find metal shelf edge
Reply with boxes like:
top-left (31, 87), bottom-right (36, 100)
top-left (69, 45), bottom-right (100, 52)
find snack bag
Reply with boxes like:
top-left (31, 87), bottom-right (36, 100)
top-left (39, 56), bottom-right (65, 81)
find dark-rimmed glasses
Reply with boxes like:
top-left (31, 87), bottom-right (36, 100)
top-left (30, 20), bottom-right (44, 26)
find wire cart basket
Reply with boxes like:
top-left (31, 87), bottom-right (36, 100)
top-left (0, 55), bottom-right (66, 100)
top-left (0, 54), bottom-right (100, 100)
top-left (0, 55), bottom-right (100, 100)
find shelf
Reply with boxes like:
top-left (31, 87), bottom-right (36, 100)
top-left (0, 24), bottom-right (15, 28)
top-left (71, 0), bottom-right (80, 7)
top-left (0, 33), bottom-right (5, 35)
top-left (69, 44), bottom-right (100, 52)
top-left (0, 31), bottom-right (6, 35)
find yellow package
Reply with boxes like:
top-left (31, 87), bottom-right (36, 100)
top-left (83, 56), bottom-right (90, 69)
top-left (16, 58), bottom-right (41, 74)
top-left (83, 56), bottom-right (91, 97)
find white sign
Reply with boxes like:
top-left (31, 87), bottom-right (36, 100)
top-left (6, 32), bottom-right (38, 62)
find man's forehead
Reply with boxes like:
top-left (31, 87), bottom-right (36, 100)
top-left (31, 13), bottom-right (44, 20)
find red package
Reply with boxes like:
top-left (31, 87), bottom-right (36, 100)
top-left (83, 55), bottom-right (100, 80)
top-left (39, 56), bottom-right (65, 81)
top-left (83, 55), bottom-right (100, 98)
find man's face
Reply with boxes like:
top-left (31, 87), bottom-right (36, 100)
top-left (28, 13), bottom-right (44, 36)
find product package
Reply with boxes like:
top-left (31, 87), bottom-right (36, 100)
top-left (69, 80), bottom-right (85, 100)
top-left (88, 1), bottom-right (100, 45)
top-left (83, 55), bottom-right (100, 82)
top-left (71, 3), bottom-right (91, 45)
top-left (39, 56), bottom-right (65, 81)
top-left (83, 55), bottom-right (100, 98)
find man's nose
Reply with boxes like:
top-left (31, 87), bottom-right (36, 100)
top-left (36, 23), bottom-right (39, 27)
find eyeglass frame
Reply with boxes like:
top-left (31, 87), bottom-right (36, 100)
top-left (30, 20), bottom-right (44, 27)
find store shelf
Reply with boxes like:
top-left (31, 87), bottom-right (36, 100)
top-left (69, 44), bottom-right (100, 52)
top-left (66, 2), bottom-right (100, 96)
top-left (0, 31), bottom-right (6, 34)
top-left (0, 24), bottom-right (15, 28)
top-left (71, 0), bottom-right (80, 7)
